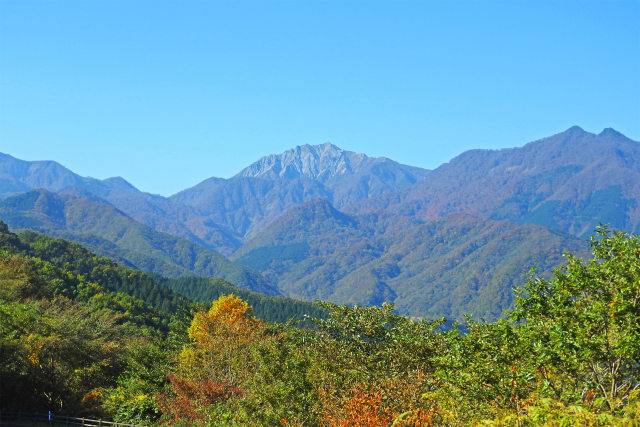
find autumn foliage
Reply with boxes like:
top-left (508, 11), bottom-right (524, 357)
top-left (324, 385), bottom-right (396, 427)
top-left (160, 294), bottom-right (264, 424)
top-left (158, 375), bottom-right (241, 425)
top-left (2, 224), bottom-right (640, 425)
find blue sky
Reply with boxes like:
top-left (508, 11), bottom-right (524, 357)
top-left (1, 0), bottom-right (639, 195)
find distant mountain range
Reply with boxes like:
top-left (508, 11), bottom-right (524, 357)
top-left (1, 126), bottom-right (636, 318)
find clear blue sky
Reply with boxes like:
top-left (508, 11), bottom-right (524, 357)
top-left (1, 0), bottom-right (639, 196)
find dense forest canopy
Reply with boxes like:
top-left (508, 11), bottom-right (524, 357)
top-left (1, 222), bottom-right (639, 425)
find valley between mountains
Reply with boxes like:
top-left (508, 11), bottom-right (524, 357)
top-left (1, 126), bottom-right (637, 319)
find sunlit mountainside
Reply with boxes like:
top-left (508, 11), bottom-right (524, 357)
top-left (0, 126), bottom-right (637, 319)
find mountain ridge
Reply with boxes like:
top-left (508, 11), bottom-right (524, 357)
top-left (169, 143), bottom-right (430, 242)
top-left (349, 126), bottom-right (640, 236)
top-left (234, 142), bottom-right (429, 183)
top-left (0, 126), bottom-right (636, 318)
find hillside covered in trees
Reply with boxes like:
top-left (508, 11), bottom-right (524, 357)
top-left (1, 221), bottom-right (639, 425)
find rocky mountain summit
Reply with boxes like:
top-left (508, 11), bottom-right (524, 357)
top-left (170, 143), bottom-right (429, 241)
top-left (235, 142), bottom-right (428, 184)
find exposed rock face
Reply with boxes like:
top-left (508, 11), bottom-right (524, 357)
top-left (236, 143), bottom-right (373, 181)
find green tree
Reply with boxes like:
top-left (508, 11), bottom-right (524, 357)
top-left (512, 226), bottom-right (640, 414)
top-left (310, 302), bottom-right (445, 425)
top-left (432, 318), bottom-right (536, 423)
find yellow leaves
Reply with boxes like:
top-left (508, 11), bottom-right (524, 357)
top-left (27, 352), bottom-right (39, 365)
top-left (392, 409), bottom-right (436, 426)
top-left (187, 294), bottom-right (261, 349)
top-left (187, 311), bottom-right (214, 348)
top-left (26, 333), bottom-right (43, 365)
top-left (209, 294), bottom-right (252, 323)
top-left (179, 347), bottom-right (197, 363)
top-left (171, 294), bottom-right (265, 412)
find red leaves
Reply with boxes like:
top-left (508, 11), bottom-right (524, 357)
top-left (158, 374), bottom-right (242, 424)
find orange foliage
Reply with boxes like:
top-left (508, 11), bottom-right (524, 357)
top-left (158, 374), bottom-right (242, 425)
top-left (321, 378), bottom-right (438, 426)
top-left (328, 385), bottom-right (396, 427)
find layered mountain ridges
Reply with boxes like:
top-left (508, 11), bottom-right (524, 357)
top-left (169, 143), bottom-right (430, 243)
top-left (0, 126), bottom-right (636, 318)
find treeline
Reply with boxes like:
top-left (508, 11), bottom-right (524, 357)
top-left (6, 226), bottom-right (322, 323)
top-left (161, 276), bottom-right (326, 324)
top-left (1, 222), bottom-right (639, 425)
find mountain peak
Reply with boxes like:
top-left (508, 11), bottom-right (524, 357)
top-left (554, 125), bottom-right (594, 139)
top-left (314, 142), bottom-right (343, 152)
top-left (560, 126), bottom-right (627, 140)
top-left (235, 143), bottom-right (371, 181)
top-left (101, 176), bottom-right (138, 191)
top-left (565, 125), bottom-right (586, 134)
top-left (599, 127), bottom-right (625, 138)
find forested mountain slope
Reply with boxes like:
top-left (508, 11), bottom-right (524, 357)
top-left (0, 220), bottom-right (325, 323)
top-left (352, 127), bottom-right (640, 236)
top-left (0, 220), bottom-right (327, 418)
top-left (234, 198), bottom-right (588, 319)
top-left (0, 222), bottom-right (175, 415)
top-left (0, 189), bottom-right (278, 295)
top-left (0, 127), bottom-right (636, 319)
